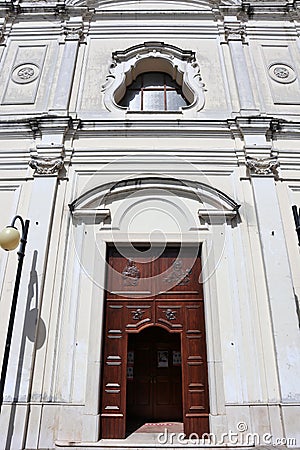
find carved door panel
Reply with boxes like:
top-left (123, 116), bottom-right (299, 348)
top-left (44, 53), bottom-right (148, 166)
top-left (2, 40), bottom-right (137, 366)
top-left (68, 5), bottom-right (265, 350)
top-left (154, 247), bottom-right (203, 300)
top-left (101, 246), bottom-right (209, 439)
top-left (106, 246), bottom-right (153, 298)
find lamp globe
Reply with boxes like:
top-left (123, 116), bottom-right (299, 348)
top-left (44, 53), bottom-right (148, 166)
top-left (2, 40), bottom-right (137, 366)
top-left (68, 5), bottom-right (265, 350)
top-left (0, 226), bottom-right (20, 251)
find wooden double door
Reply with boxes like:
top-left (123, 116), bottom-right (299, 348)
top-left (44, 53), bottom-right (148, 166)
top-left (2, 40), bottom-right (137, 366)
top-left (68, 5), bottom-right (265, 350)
top-left (101, 246), bottom-right (209, 438)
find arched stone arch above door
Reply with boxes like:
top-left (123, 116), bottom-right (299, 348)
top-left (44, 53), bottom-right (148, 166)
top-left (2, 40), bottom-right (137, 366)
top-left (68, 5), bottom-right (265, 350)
top-left (66, 0), bottom-right (242, 10)
top-left (69, 176), bottom-right (240, 228)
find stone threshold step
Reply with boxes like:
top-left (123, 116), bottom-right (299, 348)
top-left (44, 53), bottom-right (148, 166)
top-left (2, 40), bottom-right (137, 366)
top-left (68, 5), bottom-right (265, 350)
top-left (55, 441), bottom-right (256, 449)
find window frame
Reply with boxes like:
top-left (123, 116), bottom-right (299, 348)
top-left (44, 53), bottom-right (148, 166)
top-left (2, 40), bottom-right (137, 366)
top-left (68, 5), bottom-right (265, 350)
top-left (102, 42), bottom-right (205, 116)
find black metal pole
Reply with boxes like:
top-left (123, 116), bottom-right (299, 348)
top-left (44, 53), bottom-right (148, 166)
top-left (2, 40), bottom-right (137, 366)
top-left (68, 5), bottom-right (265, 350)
top-left (0, 217), bottom-right (29, 412)
top-left (292, 205), bottom-right (300, 246)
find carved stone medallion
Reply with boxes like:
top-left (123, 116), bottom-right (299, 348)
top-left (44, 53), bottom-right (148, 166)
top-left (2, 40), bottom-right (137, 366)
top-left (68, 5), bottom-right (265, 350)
top-left (274, 66), bottom-right (289, 79)
top-left (122, 260), bottom-right (140, 286)
top-left (268, 63), bottom-right (296, 84)
top-left (12, 63), bottom-right (40, 84)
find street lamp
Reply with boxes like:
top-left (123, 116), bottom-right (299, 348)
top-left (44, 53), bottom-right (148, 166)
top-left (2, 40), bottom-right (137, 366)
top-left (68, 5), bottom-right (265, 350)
top-left (0, 215), bottom-right (30, 411)
top-left (292, 205), bottom-right (300, 246)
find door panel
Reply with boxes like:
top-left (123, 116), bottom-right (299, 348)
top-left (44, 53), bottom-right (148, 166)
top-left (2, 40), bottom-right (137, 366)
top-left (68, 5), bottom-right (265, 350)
top-left (106, 246), bottom-right (153, 298)
top-left (126, 327), bottom-right (182, 424)
top-left (154, 247), bottom-right (203, 299)
top-left (101, 246), bottom-right (209, 439)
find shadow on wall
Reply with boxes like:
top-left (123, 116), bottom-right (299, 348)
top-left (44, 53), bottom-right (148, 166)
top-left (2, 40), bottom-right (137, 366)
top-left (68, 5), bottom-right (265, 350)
top-left (5, 249), bottom-right (47, 449)
top-left (24, 251), bottom-right (46, 348)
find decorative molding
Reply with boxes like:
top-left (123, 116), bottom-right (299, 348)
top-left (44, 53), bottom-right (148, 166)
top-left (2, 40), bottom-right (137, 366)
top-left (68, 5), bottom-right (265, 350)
top-left (122, 259), bottom-right (140, 286)
top-left (164, 259), bottom-right (191, 286)
top-left (246, 156), bottom-right (279, 177)
top-left (198, 209), bottom-right (238, 219)
top-left (29, 156), bottom-right (64, 176)
top-left (102, 41), bottom-right (205, 113)
top-left (71, 208), bottom-right (111, 218)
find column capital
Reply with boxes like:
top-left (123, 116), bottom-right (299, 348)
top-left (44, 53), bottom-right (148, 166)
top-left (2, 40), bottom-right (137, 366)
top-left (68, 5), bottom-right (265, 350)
top-left (246, 155), bottom-right (279, 178)
top-left (0, 15), bottom-right (13, 46)
top-left (29, 143), bottom-right (65, 177)
top-left (224, 22), bottom-right (247, 43)
top-left (63, 23), bottom-right (84, 42)
top-left (29, 155), bottom-right (64, 177)
top-left (0, 27), bottom-right (4, 45)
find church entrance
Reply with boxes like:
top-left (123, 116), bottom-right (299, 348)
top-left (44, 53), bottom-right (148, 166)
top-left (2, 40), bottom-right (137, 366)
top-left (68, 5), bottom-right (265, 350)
top-left (126, 326), bottom-right (182, 432)
top-left (101, 246), bottom-right (209, 439)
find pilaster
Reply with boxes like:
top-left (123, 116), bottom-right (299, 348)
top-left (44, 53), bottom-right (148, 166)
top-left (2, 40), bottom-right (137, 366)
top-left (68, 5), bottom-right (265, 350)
top-left (0, 120), bottom-right (69, 447)
top-left (246, 154), bottom-right (300, 403)
top-left (224, 18), bottom-right (259, 116)
top-left (49, 20), bottom-right (85, 114)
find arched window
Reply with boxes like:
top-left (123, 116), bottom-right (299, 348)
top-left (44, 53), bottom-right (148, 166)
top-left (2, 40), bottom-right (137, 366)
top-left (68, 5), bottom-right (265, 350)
top-left (118, 72), bottom-right (190, 111)
top-left (102, 42), bottom-right (205, 114)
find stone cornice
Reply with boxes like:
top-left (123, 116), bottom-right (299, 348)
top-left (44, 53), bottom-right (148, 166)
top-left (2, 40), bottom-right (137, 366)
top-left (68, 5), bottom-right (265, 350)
top-left (1, 1), bottom-right (299, 23)
top-left (0, 116), bottom-right (72, 139)
top-left (0, 116), bottom-right (300, 140)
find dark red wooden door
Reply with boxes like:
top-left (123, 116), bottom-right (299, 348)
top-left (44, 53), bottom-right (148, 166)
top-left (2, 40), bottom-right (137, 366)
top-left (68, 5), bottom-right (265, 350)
top-left (101, 246), bottom-right (209, 439)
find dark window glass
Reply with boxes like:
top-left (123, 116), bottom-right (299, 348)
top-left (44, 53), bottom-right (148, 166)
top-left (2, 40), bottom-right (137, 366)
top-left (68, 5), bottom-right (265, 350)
top-left (119, 72), bottom-right (190, 111)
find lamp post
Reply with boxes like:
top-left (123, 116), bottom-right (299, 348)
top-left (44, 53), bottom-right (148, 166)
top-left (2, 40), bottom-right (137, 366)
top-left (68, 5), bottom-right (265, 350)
top-left (0, 215), bottom-right (30, 411)
top-left (292, 205), bottom-right (300, 246)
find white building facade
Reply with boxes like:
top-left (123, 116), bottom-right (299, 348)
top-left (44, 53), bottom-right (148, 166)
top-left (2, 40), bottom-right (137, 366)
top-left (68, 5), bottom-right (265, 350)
top-left (0, 0), bottom-right (300, 448)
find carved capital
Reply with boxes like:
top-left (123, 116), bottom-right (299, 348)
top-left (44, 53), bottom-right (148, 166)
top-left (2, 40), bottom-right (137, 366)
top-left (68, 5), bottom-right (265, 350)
top-left (8, 0), bottom-right (20, 15)
top-left (224, 24), bottom-right (246, 42)
top-left (0, 18), bottom-right (7, 45)
top-left (64, 24), bottom-right (84, 41)
top-left (29, 156), bottom-right (64, 176)
top-left (246, 156), bottom-right (279, 177)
